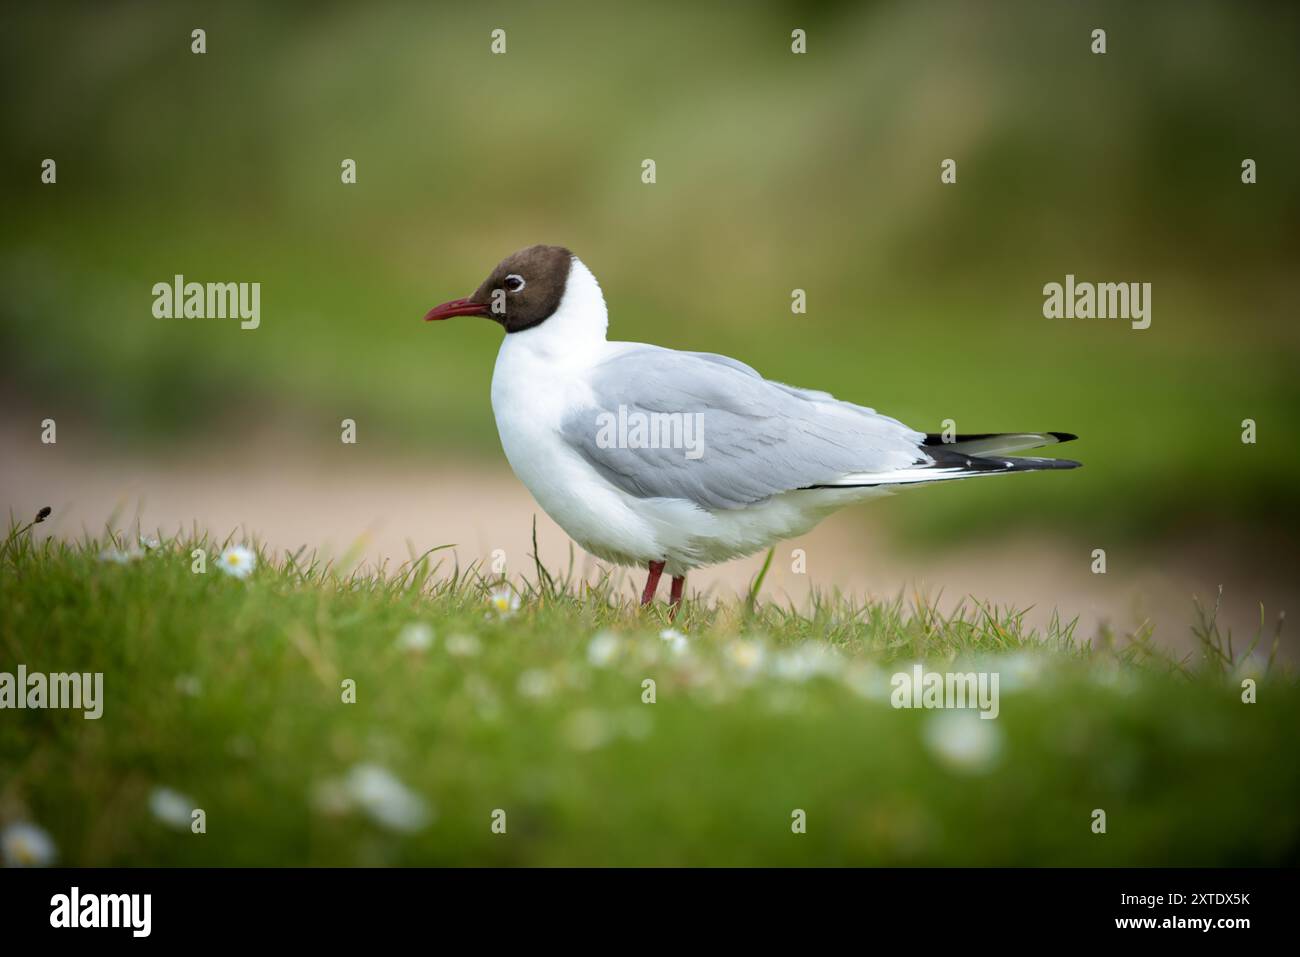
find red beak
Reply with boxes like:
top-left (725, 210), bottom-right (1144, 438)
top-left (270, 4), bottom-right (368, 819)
top-left (423, 297), bottom-right (489, 322)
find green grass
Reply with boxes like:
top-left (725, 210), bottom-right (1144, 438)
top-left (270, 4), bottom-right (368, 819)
top-left (2, 515), bottom-right (1296, 866)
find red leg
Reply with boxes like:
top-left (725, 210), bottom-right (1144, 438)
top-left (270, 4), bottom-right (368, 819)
top-left (669, 575), bottom-right (685, 620)
top-left (640, 560), bottom-right (665, 605)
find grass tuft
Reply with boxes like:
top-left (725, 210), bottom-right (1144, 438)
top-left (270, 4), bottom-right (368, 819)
top-left (1, 519), bottom-right (1296, 866)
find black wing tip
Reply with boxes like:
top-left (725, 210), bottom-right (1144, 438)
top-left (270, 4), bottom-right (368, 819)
top-left (994, 454), bottom-right (1082, 471)
top-left (924, 447), bottom-right (1083, 473)
top-left (923, 431), bottom-right (1080, 447)
top-left (922, 432), bottom-right (992, 446)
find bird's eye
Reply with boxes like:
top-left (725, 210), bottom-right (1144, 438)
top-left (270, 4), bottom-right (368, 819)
top-left (504, 274), bottom-right (525, 292)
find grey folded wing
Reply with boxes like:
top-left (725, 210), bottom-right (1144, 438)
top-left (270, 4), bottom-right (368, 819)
top-left (558, 346), bottom-right (926, 510)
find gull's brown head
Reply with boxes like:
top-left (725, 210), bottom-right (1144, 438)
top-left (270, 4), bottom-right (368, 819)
top-left (424, 244), bottom-right (574, 333)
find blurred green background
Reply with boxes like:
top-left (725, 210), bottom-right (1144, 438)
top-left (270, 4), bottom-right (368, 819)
top-left (2, 0), bottom-right (1298, 547)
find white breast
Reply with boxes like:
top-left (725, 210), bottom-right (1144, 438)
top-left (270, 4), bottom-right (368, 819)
top-left (490, 259), bottom-right (668, 566)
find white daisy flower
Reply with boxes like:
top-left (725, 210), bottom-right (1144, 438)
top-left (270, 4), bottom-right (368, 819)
top-left (770, 643), bottom-right (841, 682)
top-left (446, 633), bottom-right (482, 657)
top-left (725, 639), bottom-right (766, 677)
top-left (488, 588), bottom-right (521, 618)
top-left (217, 545), bottom-right (256, 579)
top-left (98, 546), bottom-right (141, 564)
top-left (345, 764), bottom-right (432, 833)
top-left (586, 631), bottom-right (622, 668)
top-left (395, 622), bottom-right (435, 653)
top-left (659, 628), bottom-right (689, 655)
top-left (1, 822), bottom-right (57, 867)
top-left (922, 710), bottom-right (1004, 774)
top-left (148, 787), bottom-right (194, 829)
top-left (139, 535), bottom-right (161, 551)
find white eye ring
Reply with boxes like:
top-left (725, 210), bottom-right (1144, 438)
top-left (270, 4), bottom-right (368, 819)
top-left (504, 274), bottom-right (525, 292)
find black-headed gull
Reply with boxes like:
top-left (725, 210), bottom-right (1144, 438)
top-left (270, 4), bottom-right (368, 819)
top-left (425, 245), bottom-right (1079, 616)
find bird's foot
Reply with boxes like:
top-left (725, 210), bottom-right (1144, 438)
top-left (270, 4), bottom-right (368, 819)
top-left (640, 560), bottom-right (666, 606)
top-left (668, 575), bottom-right (685, 621)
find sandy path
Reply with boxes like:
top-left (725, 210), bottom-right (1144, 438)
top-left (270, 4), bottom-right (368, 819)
top-left (2, 424), bottom-right (1292, 659)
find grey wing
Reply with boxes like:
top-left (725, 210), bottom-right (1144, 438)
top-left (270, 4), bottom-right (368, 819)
top-left (559, 346), bottom-right (927, 510)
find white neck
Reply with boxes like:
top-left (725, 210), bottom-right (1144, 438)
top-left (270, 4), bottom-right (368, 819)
top-left (498, 257), bottom-right (608, 365)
